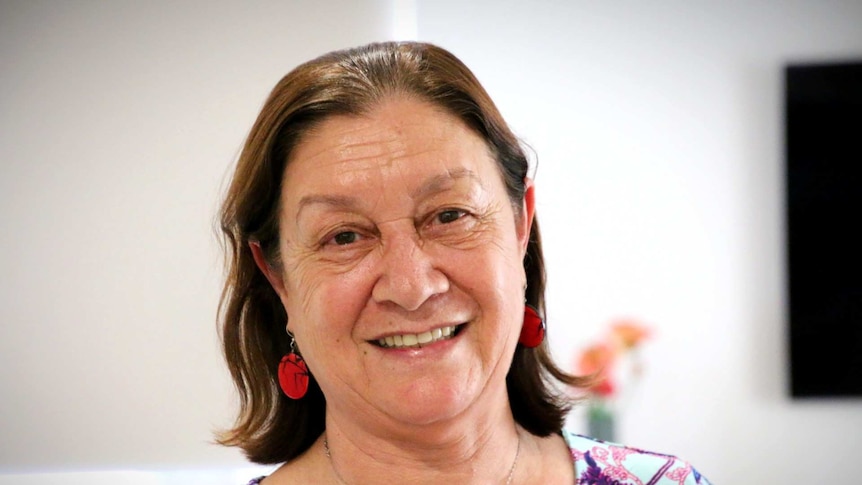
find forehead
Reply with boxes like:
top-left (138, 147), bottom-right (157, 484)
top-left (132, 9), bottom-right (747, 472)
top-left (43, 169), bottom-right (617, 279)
top-left (282, 97), bottom-right (501, 200)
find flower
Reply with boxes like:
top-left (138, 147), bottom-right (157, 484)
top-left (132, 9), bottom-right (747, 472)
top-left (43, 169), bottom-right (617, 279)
top-left (577, 342), bottom-right (618, 397)
top-left (575, 318), bottom-right (652, 442)
top-left (575, 319), bottom-right (651, 399)
top-left (609, 320), bottom-right (651, 350)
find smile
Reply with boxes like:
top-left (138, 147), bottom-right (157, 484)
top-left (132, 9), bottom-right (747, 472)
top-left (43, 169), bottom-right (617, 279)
top-left (376, 325), bottom-right (461, 349)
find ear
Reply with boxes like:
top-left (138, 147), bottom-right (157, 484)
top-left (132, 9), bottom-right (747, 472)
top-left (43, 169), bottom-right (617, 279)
top-left (516, 177), bottom-right (536, 257)
top-left (249, 241), bottom-right (287, 299)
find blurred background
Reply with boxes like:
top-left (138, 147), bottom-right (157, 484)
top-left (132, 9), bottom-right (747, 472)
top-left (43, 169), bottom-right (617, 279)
top-left (1, 1), bottom-right (860, 483)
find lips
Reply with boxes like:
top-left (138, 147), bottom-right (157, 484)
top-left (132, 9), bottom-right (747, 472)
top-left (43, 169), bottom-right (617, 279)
top-left (376, 324), bottom-right (461, 349)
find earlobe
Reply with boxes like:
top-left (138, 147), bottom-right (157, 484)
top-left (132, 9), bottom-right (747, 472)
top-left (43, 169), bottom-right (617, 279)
top-left (249, 240), bottom-right (287, 297)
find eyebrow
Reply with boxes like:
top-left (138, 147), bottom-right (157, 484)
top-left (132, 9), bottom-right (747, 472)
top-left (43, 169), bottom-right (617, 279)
top-left (295, 168), bottom-right (483, 218)
top-left (410, 168), bottom-right (483, 200)
top-left (295, 194), bottom-right (360, 220)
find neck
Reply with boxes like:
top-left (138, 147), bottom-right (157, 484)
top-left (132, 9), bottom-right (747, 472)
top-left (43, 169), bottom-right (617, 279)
top-left (321, 394), bottom-right (522, 484)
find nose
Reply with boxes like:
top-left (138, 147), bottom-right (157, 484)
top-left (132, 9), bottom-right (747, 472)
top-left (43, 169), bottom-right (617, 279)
top-left (371, 232), bottom-right (449, 311)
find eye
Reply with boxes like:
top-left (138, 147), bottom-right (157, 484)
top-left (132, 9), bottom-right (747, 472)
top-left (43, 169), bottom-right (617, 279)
top-left (436, 209), bottom-right (466, 224)
top-left (330, 231), bottom-right (360, 246)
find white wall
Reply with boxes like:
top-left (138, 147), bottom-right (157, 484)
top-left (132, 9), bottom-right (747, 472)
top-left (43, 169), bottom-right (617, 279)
top-left (2, 1), bottom-right (861, 483)
top-left (0, 0), bottom-right (392, 478)
top-left (416, 1), bottom-right (862, 482)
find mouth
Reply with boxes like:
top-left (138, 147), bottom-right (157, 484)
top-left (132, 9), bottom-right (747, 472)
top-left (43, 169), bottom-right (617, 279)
top-left (374, 324), bottom-right (464, 349)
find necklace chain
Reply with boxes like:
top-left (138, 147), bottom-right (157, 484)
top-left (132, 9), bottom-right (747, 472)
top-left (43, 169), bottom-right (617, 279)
top-left (323, 433), bottom-right (521, 485)
top-left (504, 434), bottom-right (521, 485)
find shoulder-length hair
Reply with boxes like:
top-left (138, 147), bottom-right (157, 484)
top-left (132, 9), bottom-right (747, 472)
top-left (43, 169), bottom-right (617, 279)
top-left (217, 41), bottom-right (587, 464)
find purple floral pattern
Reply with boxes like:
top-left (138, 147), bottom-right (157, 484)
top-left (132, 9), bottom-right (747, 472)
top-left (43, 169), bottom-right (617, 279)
top-left (565, 430), bottom-right (711, 485)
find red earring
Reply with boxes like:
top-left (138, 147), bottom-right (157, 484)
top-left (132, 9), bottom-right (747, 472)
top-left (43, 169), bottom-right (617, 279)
top-left (278, 333), bottom-right (309, 399)
top-left (519, 304), bottom-right (545, 348)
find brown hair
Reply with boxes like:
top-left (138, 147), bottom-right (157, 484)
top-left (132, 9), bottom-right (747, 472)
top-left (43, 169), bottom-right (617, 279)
top-left (217, 41), bottom-right (587, 464)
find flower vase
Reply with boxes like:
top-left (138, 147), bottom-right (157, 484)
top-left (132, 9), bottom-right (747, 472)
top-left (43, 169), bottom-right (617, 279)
top-left (587, 400), bottom-right (616, 442)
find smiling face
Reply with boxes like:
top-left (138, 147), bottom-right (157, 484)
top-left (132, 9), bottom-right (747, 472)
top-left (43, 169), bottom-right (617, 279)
top-left (269, 96), bottom-right (534, 430)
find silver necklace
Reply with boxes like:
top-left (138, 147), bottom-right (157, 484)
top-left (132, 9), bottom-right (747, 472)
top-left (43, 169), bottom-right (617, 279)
top-left (323, 433), bottom-right (521, 484)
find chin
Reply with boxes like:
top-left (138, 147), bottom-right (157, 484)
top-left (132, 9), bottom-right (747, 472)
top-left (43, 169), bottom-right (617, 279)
top-left (379, 378), bottom-right (479, 427)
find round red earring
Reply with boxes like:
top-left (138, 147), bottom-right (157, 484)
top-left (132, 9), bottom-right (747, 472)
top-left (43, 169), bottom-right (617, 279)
top-left (519, 304), bottom-right (546, 348)
top-left (278, 335), bottom-right (309, 399)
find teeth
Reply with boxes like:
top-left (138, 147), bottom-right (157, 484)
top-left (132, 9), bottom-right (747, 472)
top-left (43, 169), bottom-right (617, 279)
top-left (417, 331), bottom-right (432, 344)
top-left (377, 325), bottom-right (458, 349)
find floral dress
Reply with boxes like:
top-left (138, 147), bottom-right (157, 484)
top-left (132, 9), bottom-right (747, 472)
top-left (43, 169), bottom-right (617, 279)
top-left (247, 430), bottom-right (711, 484)
top-left (564, 430), bottom-right (711, 485)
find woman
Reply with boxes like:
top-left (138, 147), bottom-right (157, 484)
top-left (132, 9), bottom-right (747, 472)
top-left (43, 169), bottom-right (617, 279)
top-left (218, 41), bottom-right (710, 484)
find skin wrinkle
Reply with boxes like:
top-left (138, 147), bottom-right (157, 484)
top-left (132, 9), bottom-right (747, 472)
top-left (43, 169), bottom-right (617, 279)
top-left (292, 177), bottom-right (499, 274)
top-left (327, 384), bottom-right (511, 474)
top-left (296, 111), bottom-right (447, 185)
top-left (297, 123), bottom-right (396, 168)
top-left (264, 96), bottom-right (539, 484)
top-left (285, 188), bottom-right (517, 389)
top-left (294, 169), bottom-right (486, 229)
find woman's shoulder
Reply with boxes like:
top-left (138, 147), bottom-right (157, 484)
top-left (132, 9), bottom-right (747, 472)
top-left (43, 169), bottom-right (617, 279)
top-left (562, 430), bottom-right (712, 485)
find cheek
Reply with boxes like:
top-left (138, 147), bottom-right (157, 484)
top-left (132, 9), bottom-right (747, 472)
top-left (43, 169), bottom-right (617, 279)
top-left (284, 255), bottom-right (376, 337)
top-left (444, 237), bottom-right (525, 312)
top-left (285, 260), bottom-right (381, 391)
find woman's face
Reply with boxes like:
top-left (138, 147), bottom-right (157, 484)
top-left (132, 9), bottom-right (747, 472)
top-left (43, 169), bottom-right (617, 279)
top-left (272, 97), bottom-right (534, 429)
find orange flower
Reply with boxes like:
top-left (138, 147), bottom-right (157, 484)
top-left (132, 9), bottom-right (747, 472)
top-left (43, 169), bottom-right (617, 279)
top-left (576, 341), bottom-right (619, 397)
top-left (609, 319), bottom-right (651, 350)
top-left (577, 341), bottom-right (617, 376)
top-left (575, 320), bottom-right (653, 399)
